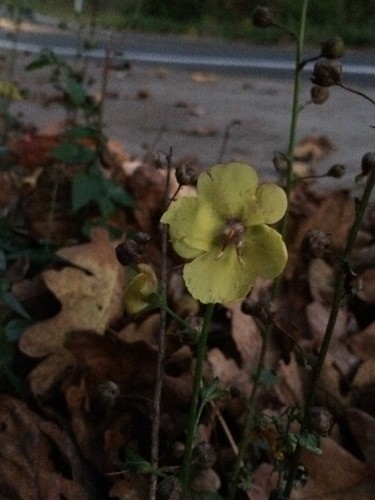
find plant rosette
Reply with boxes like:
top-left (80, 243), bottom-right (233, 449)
top-left (161, 162), bottom-right (288, 304)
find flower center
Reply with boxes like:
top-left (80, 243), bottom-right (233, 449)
top-left (216, 218), bottom-right (246, 262)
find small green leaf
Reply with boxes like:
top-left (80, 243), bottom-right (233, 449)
top-left (66, 78), bottom-right (87, 107)
top-left (258, 368), bottom-right (279, 386)
top-left (0, 250), bottom-right (6, 272)
top-left (66, 125), bottom-right (98, 139)
top-left (5, 318), bottom-right (34, 342)
top-left (71, 171), bottom-right (102, 212)
top-left (299, 432), bottom-right (322, 455)
top-left (25, 52), bottom-right (60, 71)
top-left (1, 291), bottom-right (31, 319)
top-left (52, 142), bottom-right (97, 165)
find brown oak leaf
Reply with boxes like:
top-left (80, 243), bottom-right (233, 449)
top-left (19, 228), bottom-right (126, 395)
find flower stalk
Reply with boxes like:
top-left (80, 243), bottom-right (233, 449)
top-left (228, 2), bottom-right (309, 497)
top-left (180, 302), bottom-right (215, 498)
top-left (282, 159), bottom-right (375, 498)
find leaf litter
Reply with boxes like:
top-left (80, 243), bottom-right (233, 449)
top-left (1, 87), bottom-right (375, 500)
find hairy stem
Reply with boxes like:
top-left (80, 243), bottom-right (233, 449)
top-left (149, 155), bottom-right (172, 499)
top-left (228, 3), bottom-right (310, 498)
top-left (180, 302), bottom-right (215, 498)
top-left (282, 163), bottom-right (375, 498)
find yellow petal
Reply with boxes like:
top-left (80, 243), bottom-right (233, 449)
top-left (197, 163), bottom-right (259, 219)
top-left (182, 225), bottom-right (287, 304)
top-left (242, 225), bottom-right (288, 278)
top-left (161, 196), bottom-right (222, 258)
top-left (244, 183), bottom-right (287, 226)
top-left (183, 246), bottom-right (256, 304)
top-left (123, 264), bottom-right (158, 315)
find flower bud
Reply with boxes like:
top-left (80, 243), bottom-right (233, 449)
top-left (115, 239), bottom-right (139, 266)
top-left (327, 164), bottom-right (345, 178)
top-left (192, 442), bottom-right (217, 468)
top-left (310, 85), bottom-right (330, 104)
top-left (115, 233), bottom-right (150, 266)
top-left (175, 164), bottom-right (197, 186)
top-left (311, 60), bottom-right (342, 87)
top-left (252, 6), bottom-right (273, 28)
top-left (272, 151), bottom-right (288, 174)
top-left (97, 380), bottom-right (121, 408)
top-left (361, 152), bottom-right (375, 175)
top-left (321, 36), bottom-right (345, 59)
top-left (308, 406), bottom-right (333, 436)
top-left (301, 229), bottom-right (331, 258)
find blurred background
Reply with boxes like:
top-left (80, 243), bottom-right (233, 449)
top-left (3, 0), bottom-right (375, 47)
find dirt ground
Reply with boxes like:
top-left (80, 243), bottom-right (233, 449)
top-left (12, 52), bottom-right (375, 192)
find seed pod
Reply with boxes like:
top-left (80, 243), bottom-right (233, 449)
top-left (311, 60), bottom-right (342, 87)
top-left (115, 239), bottom-right (139, 266)
top-left (301, 229), bottom-right (331, 258)
top-left (97, 381), bottom-right (121, 408)
top-left (192, 441), bottom-right (217, 468)
top-left (361, 152), bottom-right (375, 175)
top-left (272, 151), bottom-right (288, 174)
top-left (252, 6), bottom-right (273, 28)
top-left (327, 164), bottom-right (345, 178)
top-left (308, 406), bottom-right (333, 436)
top-left (321, 36), bottom-right (345, 59)
top-left (310, 85), bottom-right (330, 104)
top-left (175, 164), bottom-right (197, 186)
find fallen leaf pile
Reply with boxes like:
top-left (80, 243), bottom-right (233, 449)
top-left (1, 120), bottom-right (375, 500)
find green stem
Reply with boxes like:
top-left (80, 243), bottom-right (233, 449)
top-left (228, 3), bottom-right (309, 498)
top-left (280, 0), bottom-right (309, 236)
top-left (282, 163), bottom-right (375, 498)
top-left (180, 302), bottom-right (215, 499)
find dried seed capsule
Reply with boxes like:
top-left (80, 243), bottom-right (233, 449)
top-left (311, 60), bottom-right (342, 87)
top-left (301, 229), bottom-right (331, 258)
top-left (175, 164), bottom-right (197, 186)
top-left (308, 406), bottom-right (333, 436)
top-left (272, 151), bottom-right (288, 174)
top-left (310, 85), bottom-right (330, 104)
top-left (192, 442), bottom-right (217, 468)
top-left (327, 164), bottom-right (345, 178)
top-left (321, 36), bottom-right (345, 59)
top-left (361, 152), bottom-right (375, 175)
top-left (252, 6), bottom-right (273, 28)
top-left (97, 381), bottom-right (121, 408)
top-left (115, 239), bottom-right (139, 266)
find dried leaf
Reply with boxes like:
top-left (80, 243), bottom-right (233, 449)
top-left (347, 322), bottom-right (375, 360)
top-left (19, 228), bottom-right (126, 394)
top-left (345, 408), bottom-right (375, 465)
top-left (292, 437), bottom-right (375, 499)
top-left (226, 302), bottom-right (262, 373)
top-left (0, 395), bottom-right (92, 499)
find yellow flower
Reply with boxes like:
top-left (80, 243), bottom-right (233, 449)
top-left (123, 264), bottom-right (158, 314)
top-left (161, 163), bottom-right (287, 304)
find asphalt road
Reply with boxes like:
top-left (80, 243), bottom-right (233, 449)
top-left (2, 13), bottom-right (375, 193)
top-left (1, 13), bottom-right (375, 83)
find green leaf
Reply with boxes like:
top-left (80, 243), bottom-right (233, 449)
top-left (52, 142), bottom-right (97, 165)
top-left (72, 166), bottom-right (133, 215)
top-left (66, 125), bottom-right (99, 139)
top-left (66, 78), bottom-right (87, 107)
top-left (97, 196), bottom-right (116, 217)
top-left (258, 368), bottom-right (279, 386)
top-left (102, 177), bottom-right (133, 207)
top-left (1, 291), bottom-right (31, 319)
top-left (71, 171), bottom-right (102, 212)
top-left (299, 432), bottom-right (322, 455)
top-left (5, 318), bottom-right (34, 342)
top-left (25, 52), bottom-right (60, 71)
top-left (0, 250), bottom-right (6, 272)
